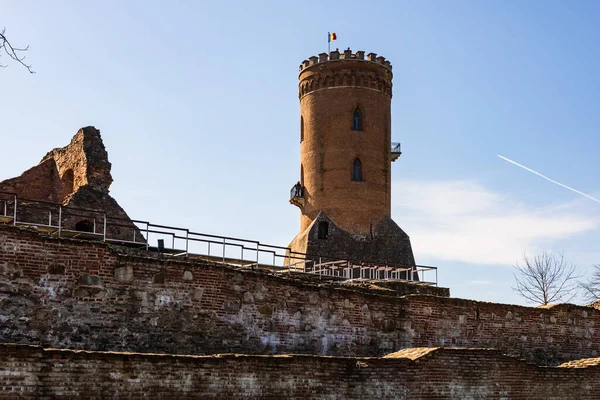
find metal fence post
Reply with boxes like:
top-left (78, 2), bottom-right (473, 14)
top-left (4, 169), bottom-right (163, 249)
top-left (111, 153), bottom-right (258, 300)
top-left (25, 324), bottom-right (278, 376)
top-left (256, 243), bottom-right (259, 267)
top-left (13, 196), bottom-right (17, 226)
top-left (185, 230), bottom-right (189, 256)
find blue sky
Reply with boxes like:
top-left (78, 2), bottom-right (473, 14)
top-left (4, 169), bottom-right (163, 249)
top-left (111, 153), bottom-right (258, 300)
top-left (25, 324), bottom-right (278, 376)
top-left (2, 1), bottom-right (600, 305)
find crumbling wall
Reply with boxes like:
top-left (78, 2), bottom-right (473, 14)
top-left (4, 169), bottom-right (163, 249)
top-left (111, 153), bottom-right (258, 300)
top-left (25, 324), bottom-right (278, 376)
top-left (0, 127), bottom-right (139, 240)
top-left (0, 224), bottom-right (599, 365)
top-left (40, 127), bottom-right (113, 201)
top-left (0, 344), bottom-right (598, 399)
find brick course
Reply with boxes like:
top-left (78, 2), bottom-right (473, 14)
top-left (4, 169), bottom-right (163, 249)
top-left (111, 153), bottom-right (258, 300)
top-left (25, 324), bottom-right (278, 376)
top-left (0, 344), bottom-right (598, 399)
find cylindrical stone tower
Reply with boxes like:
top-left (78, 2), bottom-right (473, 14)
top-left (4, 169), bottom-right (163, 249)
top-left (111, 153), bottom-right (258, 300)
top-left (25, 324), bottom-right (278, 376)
top-left (288, 48), bottom-right (415, 266)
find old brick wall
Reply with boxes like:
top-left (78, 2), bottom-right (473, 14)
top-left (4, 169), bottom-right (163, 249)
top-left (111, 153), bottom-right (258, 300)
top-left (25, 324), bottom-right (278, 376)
top-left (0, 127), bottom-right (140, 241)
top-left (0, 344), bottom-right (598, 399)
top-left (0, 224), bottom-right (598, 364)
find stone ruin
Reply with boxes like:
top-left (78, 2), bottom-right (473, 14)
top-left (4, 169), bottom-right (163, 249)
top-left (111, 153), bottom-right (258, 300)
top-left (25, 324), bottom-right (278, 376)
top-left (0, 126), bottom-right (138, 240)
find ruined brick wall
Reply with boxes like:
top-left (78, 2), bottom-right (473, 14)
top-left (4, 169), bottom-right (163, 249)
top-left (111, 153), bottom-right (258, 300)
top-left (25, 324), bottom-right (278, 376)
top-left (0, 127), bottom-right (139, 241)
top-left (0, 344), bottom-right (598, 399)
top-left (0, 224), bottom-right (598, 365)
top-left (41, 126), bottom-right (113, 200)
top-left (0, 127), bottom-right (111, 204)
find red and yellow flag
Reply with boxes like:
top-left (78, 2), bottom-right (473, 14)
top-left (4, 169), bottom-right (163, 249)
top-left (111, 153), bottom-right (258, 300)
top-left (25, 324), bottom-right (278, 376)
top-left (328, 32), bottom-right (337, 42)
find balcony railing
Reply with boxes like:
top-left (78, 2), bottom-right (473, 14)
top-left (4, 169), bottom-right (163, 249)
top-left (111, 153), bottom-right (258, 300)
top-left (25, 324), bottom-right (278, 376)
top-left (290, 183), bottom-right (304, 199)
top-left (289, 183), bottom-right (305, 208)
top-left (391, 142), bottom-right (402, 162)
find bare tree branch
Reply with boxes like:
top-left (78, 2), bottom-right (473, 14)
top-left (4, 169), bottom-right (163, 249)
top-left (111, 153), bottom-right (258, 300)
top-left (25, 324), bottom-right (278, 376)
top-left (0, 27), bottom-right (34, 73)
top-left (512, 251), bottom-right (580, 305)
top-left (580, 264), bottom-right (600, 303)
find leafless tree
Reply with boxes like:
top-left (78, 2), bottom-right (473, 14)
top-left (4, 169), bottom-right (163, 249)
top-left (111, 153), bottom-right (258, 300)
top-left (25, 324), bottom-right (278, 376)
top-left (512, 251), bottom-right (579, 305)
top-left (580, 264), bottom-right (600, 302)
top-left (0, 28), bottom-right (34, 73)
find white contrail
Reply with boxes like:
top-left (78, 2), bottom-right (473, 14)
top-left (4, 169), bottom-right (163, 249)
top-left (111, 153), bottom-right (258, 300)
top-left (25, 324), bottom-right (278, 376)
top-left (498, 155), bottom-right (600, 204)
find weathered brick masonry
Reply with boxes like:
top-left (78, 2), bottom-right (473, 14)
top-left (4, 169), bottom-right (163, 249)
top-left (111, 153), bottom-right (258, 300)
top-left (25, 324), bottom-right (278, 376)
top-left (0, 224), bottom-right (597, 365)
top-left (0, 344), bottom-right (599, 399)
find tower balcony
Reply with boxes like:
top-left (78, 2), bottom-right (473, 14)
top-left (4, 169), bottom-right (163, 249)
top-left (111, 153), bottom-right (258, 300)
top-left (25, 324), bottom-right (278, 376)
top-left (289, 183), bottom-right (305, 209)
top-left (391, 142), bottom-right (402, 162)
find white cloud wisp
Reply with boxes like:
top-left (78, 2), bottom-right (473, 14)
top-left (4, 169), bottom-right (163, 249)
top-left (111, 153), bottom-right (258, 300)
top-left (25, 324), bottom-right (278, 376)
top-left (392, 180), bottom-right (599, 266)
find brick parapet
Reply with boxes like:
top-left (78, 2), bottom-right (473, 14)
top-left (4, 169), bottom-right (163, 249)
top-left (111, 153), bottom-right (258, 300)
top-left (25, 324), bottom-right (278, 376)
top-left (1, 224), bottom-right (599, 364)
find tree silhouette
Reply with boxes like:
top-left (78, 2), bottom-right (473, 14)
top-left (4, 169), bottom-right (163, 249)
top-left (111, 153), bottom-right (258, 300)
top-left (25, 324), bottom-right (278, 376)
top-left (0, 28), bottom-right (34, 73)
top-left (512, 251), bottom-right (579, 305)
top-left (580, 264), bottom-right (600, 302)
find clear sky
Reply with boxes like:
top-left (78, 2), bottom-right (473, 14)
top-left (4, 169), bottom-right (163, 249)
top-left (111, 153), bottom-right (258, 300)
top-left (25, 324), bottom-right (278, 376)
top-left (3, 0), bottom-right (600, 305)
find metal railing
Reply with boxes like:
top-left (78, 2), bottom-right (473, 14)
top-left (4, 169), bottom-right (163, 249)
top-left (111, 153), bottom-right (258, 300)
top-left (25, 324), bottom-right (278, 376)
top-left (290, 183), bottom-right (304, 199)
top-left (0, 191), bottom-right (438, 286)
top-left (391, 142), bottom-right (401, 153)
top-left (0, 192), bottom-right (108, 239)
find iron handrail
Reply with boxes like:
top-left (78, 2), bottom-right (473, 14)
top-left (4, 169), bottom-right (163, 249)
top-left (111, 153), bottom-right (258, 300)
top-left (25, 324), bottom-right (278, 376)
top-left (290, 183), bottom-right (304, 199)
top-left (0, 191), bottom-right (438, 285)
top-left (391, 142), bottom-right (401, 153)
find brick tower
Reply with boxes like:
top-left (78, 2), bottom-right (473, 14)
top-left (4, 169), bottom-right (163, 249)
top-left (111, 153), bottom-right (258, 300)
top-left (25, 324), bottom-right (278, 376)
top-left (288, 49), bottom-right (415, 266)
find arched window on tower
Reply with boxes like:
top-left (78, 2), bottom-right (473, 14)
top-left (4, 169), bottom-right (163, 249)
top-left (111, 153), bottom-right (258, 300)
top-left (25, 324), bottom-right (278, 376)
top-left (352, 108), bottom-right (363, 131)
top-left (352, 158), bottom-right (363, 182)
top-left (300, 115), bottom-right (304, 142)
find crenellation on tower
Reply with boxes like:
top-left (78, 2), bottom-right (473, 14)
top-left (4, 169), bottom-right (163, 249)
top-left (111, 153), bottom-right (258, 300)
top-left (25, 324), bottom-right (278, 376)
top-left (298, 49), bottom-right (393, 73)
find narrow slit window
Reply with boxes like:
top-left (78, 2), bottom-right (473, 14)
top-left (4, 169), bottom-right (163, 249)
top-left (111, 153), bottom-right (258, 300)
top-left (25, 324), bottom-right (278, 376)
top-left (352, 108), bottom-right (362, 131)
top-left (317, 221), bottom-right (329, 240)
top-left (300, 115), bottom-right (304, 142)
top-left (352, 158), bottom-right (363, 182)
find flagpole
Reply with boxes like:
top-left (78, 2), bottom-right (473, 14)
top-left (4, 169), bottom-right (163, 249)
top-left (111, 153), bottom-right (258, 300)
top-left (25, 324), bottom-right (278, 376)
top-left (328, 32), bottom-right (330, 54)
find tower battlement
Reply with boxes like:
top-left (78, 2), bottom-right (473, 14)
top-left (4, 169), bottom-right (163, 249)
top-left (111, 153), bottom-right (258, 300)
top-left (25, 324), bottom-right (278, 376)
top-left (298, 49), bottom-right (393, 99)
top-left (299, 49), bottom-right (393, 72)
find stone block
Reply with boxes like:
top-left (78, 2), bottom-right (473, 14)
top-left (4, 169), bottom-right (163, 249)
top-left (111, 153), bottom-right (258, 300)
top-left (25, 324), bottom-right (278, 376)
top-left (152, 272), bottom-right (165, 284)
top-left (47, 264), bottom-right (65, 275)
top-left (79, 274), bottom-right (101, 286)
top-left (114, 265), bottom-right (133, 282)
